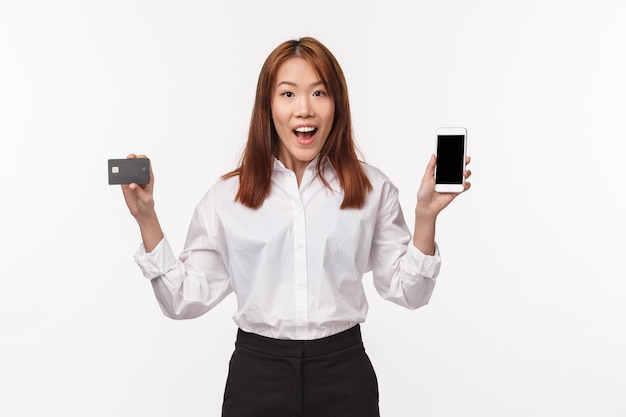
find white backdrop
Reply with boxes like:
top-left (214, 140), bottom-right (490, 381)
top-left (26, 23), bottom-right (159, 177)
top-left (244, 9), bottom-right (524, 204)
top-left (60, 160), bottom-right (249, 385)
top-left (1, 0), bottom-right (625, 416)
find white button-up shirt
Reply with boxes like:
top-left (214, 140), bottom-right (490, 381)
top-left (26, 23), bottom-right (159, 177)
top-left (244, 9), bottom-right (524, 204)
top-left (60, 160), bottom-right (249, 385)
top-left (135, 158), bottom-right (441, 340)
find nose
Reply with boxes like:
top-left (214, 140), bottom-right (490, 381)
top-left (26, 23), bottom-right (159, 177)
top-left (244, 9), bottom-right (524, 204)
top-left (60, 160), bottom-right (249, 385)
top-left (294, 95), bottom-right (314, 118)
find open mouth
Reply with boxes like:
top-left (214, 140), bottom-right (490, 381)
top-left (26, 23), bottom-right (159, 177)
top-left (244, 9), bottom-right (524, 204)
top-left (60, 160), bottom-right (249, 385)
top-left (294, 126), bottom-right (318, 145)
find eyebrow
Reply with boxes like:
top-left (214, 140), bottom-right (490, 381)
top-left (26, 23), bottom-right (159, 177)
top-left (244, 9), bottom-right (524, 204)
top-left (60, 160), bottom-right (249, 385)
top-left (276, 80), bottom-right (325, 88)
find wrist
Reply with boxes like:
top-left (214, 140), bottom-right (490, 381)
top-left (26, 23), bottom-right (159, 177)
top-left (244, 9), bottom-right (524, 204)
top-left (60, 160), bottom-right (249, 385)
top-left (136, 211), bottom-right (160, 230)
top-left (137, 215), bottom-right (164, 253)
top-left (415, 205), bottom-right (437, 222)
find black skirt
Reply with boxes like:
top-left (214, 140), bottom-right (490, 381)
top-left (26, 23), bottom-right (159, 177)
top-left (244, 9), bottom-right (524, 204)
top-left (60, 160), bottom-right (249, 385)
top-left (222, 324), bottom-right (380, 417)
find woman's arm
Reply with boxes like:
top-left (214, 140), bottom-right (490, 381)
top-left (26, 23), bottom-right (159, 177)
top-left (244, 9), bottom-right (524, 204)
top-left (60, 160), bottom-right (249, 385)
top-left (121, 157), bottom-right (232, 319)
top-left (121, 154), bottom-right (164, 253)
top-left (413, 154), bottom-right (472, 255)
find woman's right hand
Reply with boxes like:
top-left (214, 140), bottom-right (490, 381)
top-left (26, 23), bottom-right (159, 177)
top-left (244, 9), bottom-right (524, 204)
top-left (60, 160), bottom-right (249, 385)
top-left (121, 154), bottom-right (155, 220)
top-left (121, 154), bottom-right (164, 252)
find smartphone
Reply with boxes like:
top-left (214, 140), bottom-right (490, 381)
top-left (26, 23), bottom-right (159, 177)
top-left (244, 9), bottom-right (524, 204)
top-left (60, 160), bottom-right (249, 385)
top-left (107, 158), bottom-right (150, 185)
top-left (435, 127), bottom-right (467, 193)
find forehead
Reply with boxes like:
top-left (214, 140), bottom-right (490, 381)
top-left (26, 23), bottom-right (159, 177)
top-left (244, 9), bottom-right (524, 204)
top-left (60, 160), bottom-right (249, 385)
top-left (275, 57), bottom-right (321, 84)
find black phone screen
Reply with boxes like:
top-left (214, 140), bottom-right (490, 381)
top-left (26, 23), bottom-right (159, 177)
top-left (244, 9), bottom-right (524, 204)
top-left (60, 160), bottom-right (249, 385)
top-left (435, 135), bottom-right (465, 184)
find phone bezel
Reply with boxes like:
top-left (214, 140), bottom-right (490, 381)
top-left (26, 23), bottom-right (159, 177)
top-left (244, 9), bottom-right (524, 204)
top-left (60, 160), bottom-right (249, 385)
top-left (434, 127), bottom-right (467, 193)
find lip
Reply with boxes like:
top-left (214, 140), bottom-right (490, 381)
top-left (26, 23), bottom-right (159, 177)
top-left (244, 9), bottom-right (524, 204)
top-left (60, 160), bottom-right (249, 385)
top-left (293, 125), bottom-right (318, 146)
top-left (294, 131), bottom-right (316, 146)
top-left (293, 124), bottom-right (317, 131)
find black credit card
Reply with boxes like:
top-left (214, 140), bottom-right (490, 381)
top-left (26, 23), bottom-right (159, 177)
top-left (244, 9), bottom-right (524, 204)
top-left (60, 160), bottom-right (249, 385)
top-left (107, 158), bottom-right (150, 185)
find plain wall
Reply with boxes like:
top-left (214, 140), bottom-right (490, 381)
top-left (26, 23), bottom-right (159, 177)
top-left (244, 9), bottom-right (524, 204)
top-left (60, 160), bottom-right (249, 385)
top-left (1, 0), bottom-right (625, 415)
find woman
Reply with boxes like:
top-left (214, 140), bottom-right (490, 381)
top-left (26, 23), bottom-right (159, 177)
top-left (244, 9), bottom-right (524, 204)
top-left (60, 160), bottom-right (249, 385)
top-left (122, 37), bottom-right (471, 416)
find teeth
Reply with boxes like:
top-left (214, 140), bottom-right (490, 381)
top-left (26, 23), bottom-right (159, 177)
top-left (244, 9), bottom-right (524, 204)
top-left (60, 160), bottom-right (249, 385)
top-left (295, 127), bottom-right (316, 133)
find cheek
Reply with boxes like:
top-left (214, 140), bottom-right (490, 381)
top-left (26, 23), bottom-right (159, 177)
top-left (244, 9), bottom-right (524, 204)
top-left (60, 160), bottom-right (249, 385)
top-left (326, 104), bottom-right (336, 126)
top-left (326, 113), bottom-right (336, 133)
top-left (270, 102), bottom-right (285, 122)
top-left (271, 109), bottom-right (288, 131)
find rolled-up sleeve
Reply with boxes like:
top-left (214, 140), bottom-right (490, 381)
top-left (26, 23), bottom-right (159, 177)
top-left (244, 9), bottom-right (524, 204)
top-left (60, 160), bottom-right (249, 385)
top-left (133, 188), bottom-right (232, 319)
top-left (134, 237), bottom-right (178, 279)
top-left (370, 180), bottom-right (442, 310)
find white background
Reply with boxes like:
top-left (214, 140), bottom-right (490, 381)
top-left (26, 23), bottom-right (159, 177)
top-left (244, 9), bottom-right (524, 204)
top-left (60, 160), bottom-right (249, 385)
top-left (1, 0), bottom-right (625, 416)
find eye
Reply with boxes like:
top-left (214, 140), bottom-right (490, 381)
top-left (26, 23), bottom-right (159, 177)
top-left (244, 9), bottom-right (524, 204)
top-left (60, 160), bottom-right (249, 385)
top-left (313, 90), bottom-right (326, 97)
top-left (281, 91), bottom-right (294, 98)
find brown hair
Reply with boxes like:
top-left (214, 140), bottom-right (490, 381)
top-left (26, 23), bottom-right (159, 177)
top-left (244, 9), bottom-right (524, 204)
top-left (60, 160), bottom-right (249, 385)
top-left (223, 37), bottom-right (372, 209)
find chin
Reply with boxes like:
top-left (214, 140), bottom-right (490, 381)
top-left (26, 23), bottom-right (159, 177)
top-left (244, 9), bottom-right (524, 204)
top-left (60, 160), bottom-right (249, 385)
top-left (295, 149), bottom-right (321, 162)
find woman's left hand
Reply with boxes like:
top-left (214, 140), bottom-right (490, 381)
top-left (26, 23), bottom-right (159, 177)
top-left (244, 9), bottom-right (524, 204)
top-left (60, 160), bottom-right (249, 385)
top-left (416, 154), bottom-right (472, 217)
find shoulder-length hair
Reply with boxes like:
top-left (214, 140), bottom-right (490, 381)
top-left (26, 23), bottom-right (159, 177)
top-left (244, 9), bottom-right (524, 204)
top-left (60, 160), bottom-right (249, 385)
top-left (223, 37), bottom-right (372, 209)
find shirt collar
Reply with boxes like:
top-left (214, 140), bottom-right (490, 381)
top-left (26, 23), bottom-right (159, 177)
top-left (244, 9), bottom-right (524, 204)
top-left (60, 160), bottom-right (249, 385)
top-left (272, 154), bottom-right (339, 186)
top-left (272, 154), bottom-right (323, 174)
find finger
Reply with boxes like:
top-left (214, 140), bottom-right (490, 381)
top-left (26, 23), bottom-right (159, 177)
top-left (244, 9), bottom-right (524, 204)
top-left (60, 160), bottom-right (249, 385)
top-left (465, 155), bottom-right (471, 165)
top-left (464, 169), bottom-right (472, 179)
top-left (121, 183), bottom-right (140, 199)
top-left (127, 153), bottom-right (137, 159)
top-left (463, 181), bottom-right (471, 191)
top-left (120, 183), bottom-right (139, 208)
top-left (128, 182), bottom-right (152, 201)
top-left (423, 154), bottom-right (436, 179)
top-left (123, 182), bottom-right (146, 195)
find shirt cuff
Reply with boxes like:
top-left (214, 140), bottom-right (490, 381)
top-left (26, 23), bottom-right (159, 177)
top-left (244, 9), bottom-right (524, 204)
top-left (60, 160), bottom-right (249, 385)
top-left (134, 236), bottom-right (177, 280)
top-left (405, 243), bottom-right (442, 280)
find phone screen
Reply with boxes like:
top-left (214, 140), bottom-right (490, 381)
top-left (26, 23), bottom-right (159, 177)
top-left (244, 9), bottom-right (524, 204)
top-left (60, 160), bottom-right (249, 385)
top-left (436, 135), bottom-right (465, 184)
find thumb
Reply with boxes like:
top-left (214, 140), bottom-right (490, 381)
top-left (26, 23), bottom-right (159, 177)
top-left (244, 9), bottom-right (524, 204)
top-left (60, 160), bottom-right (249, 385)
top-left (129, 182), bottom-right (150, 200)
top-left (423, 154), bottom-right (436, 179)
top-left (122, 182), bottom-right (148, 202)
